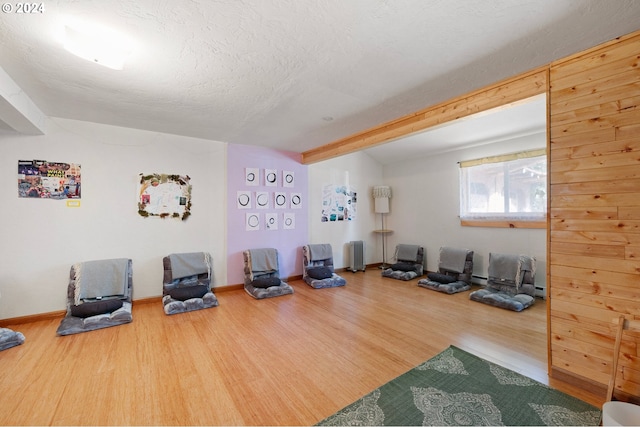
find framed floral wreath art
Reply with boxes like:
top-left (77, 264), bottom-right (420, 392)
top-left (138, 173), bottom-right (191, 220)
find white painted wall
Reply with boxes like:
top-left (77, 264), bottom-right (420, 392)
top-left (0, 118), bottom-right (226, 319)
top-left (382, 132), bottom-right (547, 289)
top-left (0, 116), bottom-right (546, 321)
top-left (308, 151), bottom-right (383, 269)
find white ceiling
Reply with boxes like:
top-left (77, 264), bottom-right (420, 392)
top-left (1, 0), bottom-right (639, 156)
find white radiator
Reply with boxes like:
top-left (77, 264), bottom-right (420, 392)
top-left (349, 240), bottom-right (366, 272)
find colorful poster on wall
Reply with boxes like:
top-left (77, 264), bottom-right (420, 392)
top-left (18, 159), bottom-right (82, 199)
top-left (321, 184), bottom-right (357, 222)
top-left (138, 173), bottom-right (191, 220)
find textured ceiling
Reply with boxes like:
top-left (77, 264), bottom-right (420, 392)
top-left (1, 0), bottom-right (639, 155)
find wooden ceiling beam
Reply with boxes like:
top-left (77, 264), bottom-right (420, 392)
top-left (301, 66), bottom-right (548, 164)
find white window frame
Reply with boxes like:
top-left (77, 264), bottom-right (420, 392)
top-left (459, 149), bottom-right (547, 228)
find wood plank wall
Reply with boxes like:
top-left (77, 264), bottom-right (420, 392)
top-left (300, 29), bottom-right (640, 397)
top-left (549, 31), bottom-right (640, 398)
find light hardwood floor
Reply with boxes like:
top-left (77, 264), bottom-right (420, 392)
top-left (0, 270), bottom-right (603, 425)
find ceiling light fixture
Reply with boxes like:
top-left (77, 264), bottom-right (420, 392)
top-left (63, 21), bottom-right (133, 70)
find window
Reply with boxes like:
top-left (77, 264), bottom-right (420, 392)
top-left (459, 149), bottom-right (546, 227)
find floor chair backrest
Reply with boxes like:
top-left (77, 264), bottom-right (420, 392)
top-left (303, 244), bottom-right (335, 271)
top-left (395, 244), bottom-right (424, 265)
top-left (69, 258), bottom-right (132, 304)
top-left (437, 247), bottom-right (474, 284)
top-left (243, 248), bottom-right (281, 285)
top-left (487, 253), bottom-right (536, 297)
top-left (161, 252), bottom-right (218, 315)
top-left (242, 248), bottom-right (294, 299)
top-left (57, 258), bottom-right (133, 336)
top-left (382, 244), bottom-right (425, 281)
top-left (302, 244), bottom-right (346, 289)
top-left (163, 252), bottom-right (212, 290)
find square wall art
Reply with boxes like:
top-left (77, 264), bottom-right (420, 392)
top-left (138, 173), bottom-right (191, 220)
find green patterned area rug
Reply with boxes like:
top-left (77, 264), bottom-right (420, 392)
top-left (317, 346), bottom-right (601, 426)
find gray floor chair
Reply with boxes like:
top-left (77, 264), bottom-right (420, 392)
top-left (0, 328), bottom-right (24, 351)
top-left (243, 248), bottom-right (294, 299)
top-left (418, 247), bottom-right (474, 294)
top-left (302, 244), bottom-right (346, 289)
top-left (56, 258), bottom-right (133, 336)
top-left (0, 293), bottom-right (25, 351)
top-left (162, 252), bottom-right (219, 315)
top-left (469, 252), bottom-right (536, 312)
top-left (381, 244), bottom-right (424, 281)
